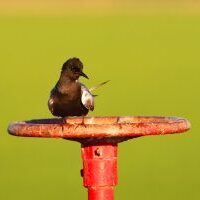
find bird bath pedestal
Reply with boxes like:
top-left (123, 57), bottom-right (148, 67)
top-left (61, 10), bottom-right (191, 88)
top-left (8, 116), bottom-right (190, 200)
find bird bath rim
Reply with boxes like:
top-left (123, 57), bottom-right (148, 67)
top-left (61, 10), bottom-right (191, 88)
top-left (8, 116), bottom-right (190, 144)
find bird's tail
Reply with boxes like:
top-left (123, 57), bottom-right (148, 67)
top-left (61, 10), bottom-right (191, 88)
top-left (89, 80), bottom-right (110, 92)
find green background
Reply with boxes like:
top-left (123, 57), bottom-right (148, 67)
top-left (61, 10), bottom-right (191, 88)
top-left (0, 9), bottom-right (199, 200)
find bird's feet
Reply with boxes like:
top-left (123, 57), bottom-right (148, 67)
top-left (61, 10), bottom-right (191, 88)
top-left (60, 116), bottom-right (87, 129)
top-left (79, 116), bottom-right (87, 128)
top-left (61, 117), bottom-right (67, 124)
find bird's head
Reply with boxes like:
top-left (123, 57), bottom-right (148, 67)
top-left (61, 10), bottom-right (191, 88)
top-left (61, 57), bottom-right (89, 80)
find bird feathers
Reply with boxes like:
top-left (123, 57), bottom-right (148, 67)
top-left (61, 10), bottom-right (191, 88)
top-left (48, 58), bottom-right (109, 117)
top-left (80, 80), bottom-right (110, 111)
top-left (89, 80), bottom-right (110, 92)
top-left (80, 83), bottom-right (94, 111)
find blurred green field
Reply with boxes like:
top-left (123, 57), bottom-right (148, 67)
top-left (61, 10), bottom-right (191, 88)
top-left (0, 13), bottom-right (200, 200)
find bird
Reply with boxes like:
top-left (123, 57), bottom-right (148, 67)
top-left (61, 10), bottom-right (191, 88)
top-left (48, 57), bottom-right (109, 117)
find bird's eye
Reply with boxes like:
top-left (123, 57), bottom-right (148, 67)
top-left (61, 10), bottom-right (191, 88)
top-left (72, 67), bottom-right (79, 72)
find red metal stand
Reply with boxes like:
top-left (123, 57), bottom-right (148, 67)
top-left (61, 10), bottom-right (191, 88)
top-left (8, 116), bottom-right (190, 200)
top-left (82, 144), bottom-right (117, 200)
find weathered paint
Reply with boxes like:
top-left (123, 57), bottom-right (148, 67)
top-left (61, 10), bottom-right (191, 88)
top-left (7, 116), bottom-right (190, 200)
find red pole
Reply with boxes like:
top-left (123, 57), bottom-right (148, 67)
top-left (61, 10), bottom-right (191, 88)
top-left (81, 144), bottom-right (117, 200)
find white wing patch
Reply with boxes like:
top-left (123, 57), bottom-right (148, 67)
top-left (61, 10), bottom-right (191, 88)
top-left (48, 97), bottom-right (54, 106)
top-left (80, 83), bottom-right (94, 111)
top-left (48, 97), bottom-right (54, 114)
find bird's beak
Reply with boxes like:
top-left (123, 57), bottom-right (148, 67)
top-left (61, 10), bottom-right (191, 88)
top-left (80, 71), bottom-right (89, 79)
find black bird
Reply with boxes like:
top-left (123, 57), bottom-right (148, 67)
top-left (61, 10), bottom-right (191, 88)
top-left (48, 58), bottom-right (109, 117)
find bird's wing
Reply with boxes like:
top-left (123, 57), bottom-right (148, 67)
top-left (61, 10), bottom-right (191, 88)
top-left (89, 80), bottom-right (110, 92)
top-left (80, 82), bottom-right (94, 111)
top-left (48, 96), bottom-right (55, 114)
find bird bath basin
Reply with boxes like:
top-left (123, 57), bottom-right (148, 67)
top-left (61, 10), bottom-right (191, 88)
top-left (8, 116), bottom-right (190, 200)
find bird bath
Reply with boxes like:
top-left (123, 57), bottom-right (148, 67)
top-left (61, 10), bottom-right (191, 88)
top-left (8, 116), bottom-right (190, 200)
